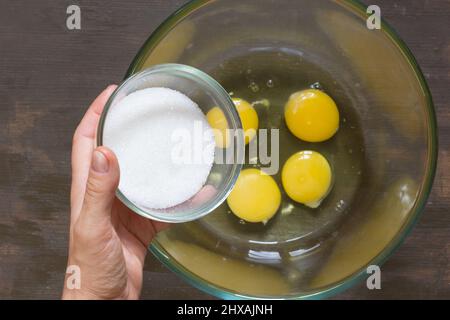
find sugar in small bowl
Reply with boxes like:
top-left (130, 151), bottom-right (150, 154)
top-left (97, 64), bottom-right (244, 223)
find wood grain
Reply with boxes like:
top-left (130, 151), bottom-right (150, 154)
top-left (0, 0), bottom-right (448, 299)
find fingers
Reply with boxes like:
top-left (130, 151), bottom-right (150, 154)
top-left (71, 85), bottom-right (117, 222)
top-left (74, 85), bottom-right (117, 140)
top-left (145, 186), bottom-right (218, 240)
top-left (114, 200), bottom-right (162, 249)
top-left (152, 221), bottom-right (170, 233)
top-left (189, 185), bottom-right (217, 205)
top-left (131, 186), bottom-right (217, 246)
top-left (78, 146), bottom-right (120, 226)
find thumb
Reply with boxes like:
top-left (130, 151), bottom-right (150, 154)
top-left (81, 146), bottom-right (120, 224)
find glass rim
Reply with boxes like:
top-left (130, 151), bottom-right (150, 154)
top-left (97, 63), bottom-right (243, 223)
top-left (126, 0), bottom-right (438, 299)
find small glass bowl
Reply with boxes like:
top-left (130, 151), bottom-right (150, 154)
top-left (97, 63), bottom-right (244, 223)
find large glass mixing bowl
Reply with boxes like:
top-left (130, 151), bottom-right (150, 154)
top-left (126, 0), bottom-right (437, 299)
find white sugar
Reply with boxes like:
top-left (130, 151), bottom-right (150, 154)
top-left (103, 87), bottom-right (215, 209)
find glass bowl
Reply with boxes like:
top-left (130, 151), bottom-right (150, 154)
top-left (97, 64), bottom-right (244, 223)
top-left (126, 0), bottom-right (437, 298)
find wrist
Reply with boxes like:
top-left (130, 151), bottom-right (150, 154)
top-left (62, 260), bottom-right (98, 300)
top-left (62, 287), bottom-right (97, 300)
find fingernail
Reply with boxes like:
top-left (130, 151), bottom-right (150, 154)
top-left (92, 150), bottom-right (109, 173)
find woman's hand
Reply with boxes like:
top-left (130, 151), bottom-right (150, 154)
top-left (63, 86), bottom-right (167, 300)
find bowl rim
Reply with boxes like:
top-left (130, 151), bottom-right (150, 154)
top-left (126, 0), bottom-right (438, 300)
top-left (97, 63), bottom-right (243, 223)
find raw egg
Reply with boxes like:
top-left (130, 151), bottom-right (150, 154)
top-left (232, 98), bottom-right (259, 145)
top-left (206, 106), bottom-right (230, 148)
top-left (282, 151), bottom-right (332, 208)
top-left (284, 89), bottom-right (339, 142)
top-left (227, 168), bottom-right (281, 223)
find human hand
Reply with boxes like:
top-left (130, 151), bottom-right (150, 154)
top-left (63, 85), bottom-right (168, 300)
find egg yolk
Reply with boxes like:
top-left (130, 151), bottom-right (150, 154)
top-left (206, 106), bottom-right (230, 148)
top-left (284, 89), bottom-right (339, 142)
top-left (227, 168), bottom-right (281, 223)
top-left (232, 98), bottom-right (259, 145)
top-left (282, 151), bottom-right (332, 208)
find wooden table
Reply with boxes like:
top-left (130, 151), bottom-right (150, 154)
top-left (0, 0), bottom-right (448, 299)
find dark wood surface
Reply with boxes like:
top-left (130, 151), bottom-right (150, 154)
top-left (0, 0), bottom-right (448, 299)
